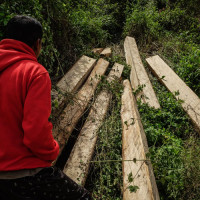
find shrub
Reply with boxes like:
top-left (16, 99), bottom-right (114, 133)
top-left (0, 0), bottom-right (70, 79)
top-left (123, 1), bottom-right (162, 45)
top-left (175, 46), bottom-right (200, 96)
top-left (67, 0), bottom-right (118, 52)
top-left (180, 136), bottom-right (200, 200)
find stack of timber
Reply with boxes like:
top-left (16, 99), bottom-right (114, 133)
top-left (121, 80), bottom-right (160, 200)
top-left (50, 45), bottom-right (161, 197)
top-left (124, 36), bottom-right (160, 109)
top-left (146, 55), bottom-right (200, 133)
top-left (51, 55), bottom-right (96, 116)
top-left (92, 47), bottom-right (112, 57)
top-left (53, 58), bottom-right (109, 156)
top-left (64, 63), bottom-right (124, 186)
top-left (100, 47), bottom-right (112, 57)
top-left (92, 48), bottom-right (104, 54)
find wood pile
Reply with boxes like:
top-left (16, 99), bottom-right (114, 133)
top-left (92, 47), bottom-right (112, 57)
top-left (92, 48), bottom-right (104, 54)
top-left (53, 58), bottom-right (109, 155)
top-left (64, 63), bottom-right (124, 185)
top-left (52, 38), bottom-right (200, 199)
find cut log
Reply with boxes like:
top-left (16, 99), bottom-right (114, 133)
top-left (92, 48), bottom-right (104, 54)
top-left (100, 47), bottom-right (112, 57)
top-left (64, 63), bottom-right (124, 185)
top-left (121, 80), bottom-right (160, 200)
top-left (53, 58), bottom-right (109, 154)
top-left (57, 55), bottom-right (96, 93)
top-left (52, 56), bottom-right (96, 116)
top-left (146, 55), bottom-right (200, 133)
top-left (124, 36), bottom-right (160, 109)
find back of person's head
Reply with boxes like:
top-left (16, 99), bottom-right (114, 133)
top-left (5, 15), bottom-right (43, 47)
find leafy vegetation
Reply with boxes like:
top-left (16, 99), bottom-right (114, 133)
top-left (1, 0), bottom-right (200, 199)
top-left (85, 90), bottom-right (123, 200)
top-left (0, 0), bottom-right (117, 82)
top-left (137, 77), bottom-right (199, 199)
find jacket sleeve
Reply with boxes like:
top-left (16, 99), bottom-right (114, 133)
top-left (22, 72), bottom-right (59, 162)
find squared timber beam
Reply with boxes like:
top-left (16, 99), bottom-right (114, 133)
top-left (121, 79), bottom-right (160, 200)
top-left (124, 36), bottom-right (160, 109)
top-left (146, 55), bottom-right (200, 134)
top-left (52, 55), bottom-right (96, 116)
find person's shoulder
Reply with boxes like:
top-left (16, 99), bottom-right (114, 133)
top-left (23, 60), bottom-right (49, 78)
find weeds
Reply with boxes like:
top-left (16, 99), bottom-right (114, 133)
top-left (181, 136), bottom-right (200, 200)
top-left (137, 71), bottom-right (200, 199)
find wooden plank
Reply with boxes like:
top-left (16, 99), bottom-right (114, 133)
top-left (57, 55), bottom-right (96, 93)
top-left (146, 55), bottom-right (200, 133)
top-left (64, 63), bottom-right (124, 185)
top-left (92, 48), bottom-right (104, 54)
top-left (52, 56), bottom-right (96, 116)
top-left (100, 47), bottom-right (112, 57)
top-left (124, 36), bottom-right (160, 109)
top-left (53, 58), bottom-right (109, 154)
top-left (121, 80), bottom-right (160, 200)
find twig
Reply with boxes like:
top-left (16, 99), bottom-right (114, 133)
top-left (87, 159), bottom-right (150, 163)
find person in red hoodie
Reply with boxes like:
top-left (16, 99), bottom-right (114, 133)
top-left (0, 15), bottom-right (91, 200)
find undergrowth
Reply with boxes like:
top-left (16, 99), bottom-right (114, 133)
top-left (85, 95), bottom-right (123, 200)
top-left (158, 38), bottom-right (200, 97)
top-left (84, 50), bottom-right (129, 199)
top-left (137, 75), bottom-right (199, 199)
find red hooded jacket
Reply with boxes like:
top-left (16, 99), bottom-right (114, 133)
top-left (0, 39), bottom-right (59, 171)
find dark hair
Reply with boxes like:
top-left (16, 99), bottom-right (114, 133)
top-left (5, 15), bottom-right (43, 47)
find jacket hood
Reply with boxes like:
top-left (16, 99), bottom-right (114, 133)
top-left (0, 39), bottom-right (37, 72)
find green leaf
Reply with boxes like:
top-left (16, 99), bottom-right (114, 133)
top-left (161, 75), bottom-right (166, 80)
top-left (146, 152), bottom-right (150, 158)
top-left (128, 185), bottom-right (139, 193)
top-left (128, 172), bottom-right (133, 183)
